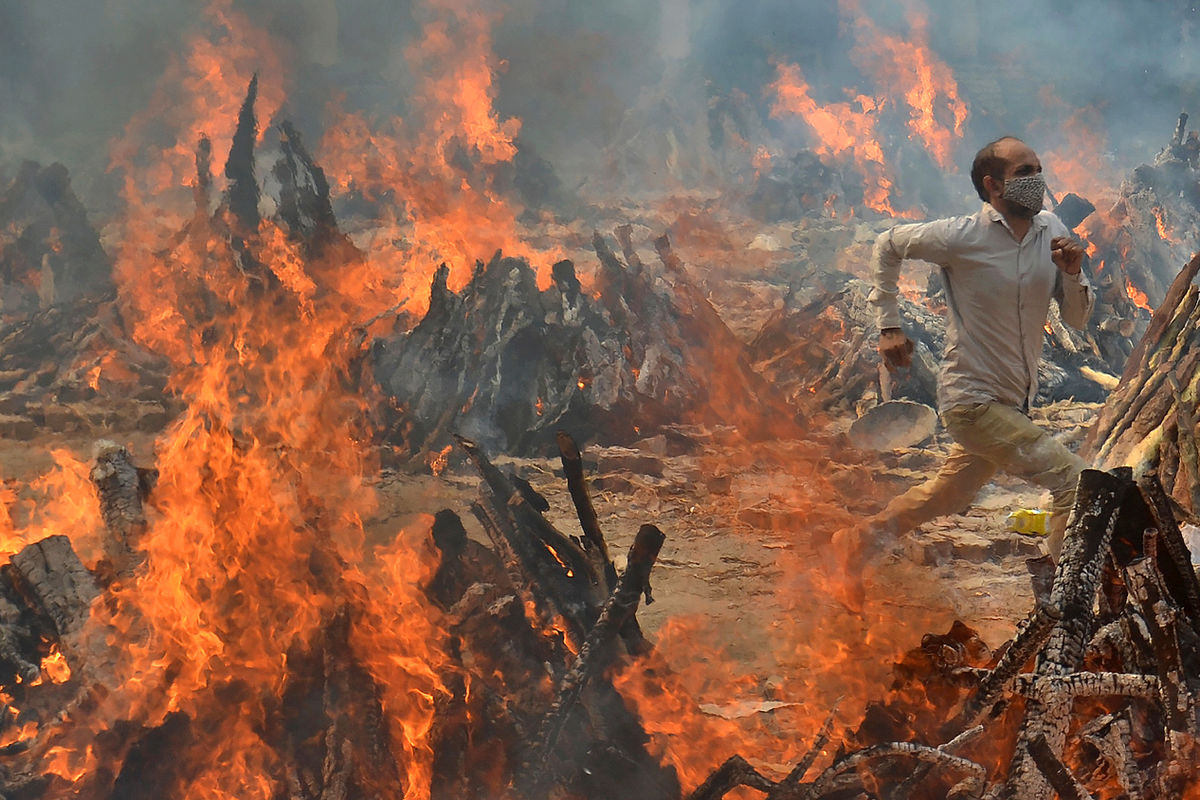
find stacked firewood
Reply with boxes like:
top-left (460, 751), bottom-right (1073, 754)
top-left (371, 226), bottom-right (799, 460)
top-left (0, 299), bottom-right (172, 439)
top-left (0, 160), bottom-right (112, 313)
top-left (687, 467), bottom-right (1200, 799)
top-left (0, 432), bottom-right (678, 800)
top-left (1085, 251), bottom-right (1200, 519)
top-left (0, 160), bottom-right (170, 439)
top-left (425, 432), bottom-right (678, 799)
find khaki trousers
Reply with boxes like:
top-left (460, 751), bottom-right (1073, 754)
top-left (874, 402), bottom-right (1086, 559)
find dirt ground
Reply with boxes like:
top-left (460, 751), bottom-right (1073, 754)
top-left (360, 403), bottom-right (1096, 752)
top-left (0, 389), bottom-right (1100, 785)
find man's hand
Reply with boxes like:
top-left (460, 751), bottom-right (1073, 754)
top-left (1051, 236), bottom-right (1085, 275)
top-left (879, 327), bottom-right (915, 371)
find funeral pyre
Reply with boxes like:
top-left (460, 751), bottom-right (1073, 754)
top-left (7, 2), bottom-right (1200, 799)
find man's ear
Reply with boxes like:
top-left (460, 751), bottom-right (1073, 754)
top-left (982, 174), bottom-right (1002, 198)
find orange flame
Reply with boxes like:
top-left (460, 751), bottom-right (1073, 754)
top-left (1126, 276), bottom-right (1153, 312)
top-left (40, 645), bottom-right (72, 685)
top-left (842, 0), bottom-right (968, 171)
top-left (316, 0), bottom-right (563, 318)
top-left (769, 62), bottom-right (902, 217)
top-left (426, 444), bottom-right (453, 477)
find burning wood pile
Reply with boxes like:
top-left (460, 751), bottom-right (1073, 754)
top-left (10, 422), bottom-right (1200, 798)
top-left (1086, 250), bottom-right (1200, 518)
top-left (0, 163), bottom-right (169, 440)
top-left (371, 224), bottom-right (798, 460)
top-left (688, 467), bottom-right (1200, 799)
top-left (0, 161), bottom-right (112, 314)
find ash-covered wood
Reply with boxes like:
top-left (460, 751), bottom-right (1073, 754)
top-left (1029, 734), bottom-right (1095, 800)
top-left (225, 74), bottom-right (261, 234)
top-left (683, 464), bottom-right (1200, 799)
top-left (520, 524), bottom-right (665, 797)
top-left (7, 535), bottom-right (98, 641)
top-left (1086, 251), bottom-right (1200, 518)
top-left (0, 160), bottom-right (112, 313)
top-left (371, 228), bottom-right (799, 460)
top-left (90, 440), bottom-right (153, 572)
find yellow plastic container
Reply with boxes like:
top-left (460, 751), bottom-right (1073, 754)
top-left (1007, 509), bottom-right (1050, 537)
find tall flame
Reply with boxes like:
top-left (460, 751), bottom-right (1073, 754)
top-left (769, 62), bottom-right (901, 216)
top-left (843, 0), bottom-right (967, 171)
top-left (317, 0), bottom-right (562, 316)
top-left (769, 1), bottom-right (968, 217)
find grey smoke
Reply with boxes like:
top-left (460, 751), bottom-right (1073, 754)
top-left (1, 0), bottom-right (1197, 217)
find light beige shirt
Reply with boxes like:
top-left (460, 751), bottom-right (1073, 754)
top-left (869, 204), bottom-right (1094, 411)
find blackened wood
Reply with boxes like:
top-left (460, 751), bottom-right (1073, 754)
top-left (1007, 468), bottom-right (1129, 800)
top-left (685, 755), bottom-right (775, 800)
top-left (273, 121), bottom-right (339, 249)
top-left (555, 431), bottom-right (651, 656)
top-left (90, 441), bottom-right (150, 572)
top-left (519, 524), bottom-right (665, 798)
top-left (108, 711), bottom-right (197, 800)
top-left (456, 435), bottom-right (603, 645)
top-left (555, 431), bottom-right (616, 588)
top-left (765, 705), bottom-right (838, 799)
top-left (890, 725), bottom-right (984, 800)
top-left (1125, 541), bottom-right (1197, 765)
top-left (1040, 470), bottom-right (1131, 672)
top-left (1028, 734), bottom-right (1095, 800)
top-left (1085, 617), bottom-right (1142, 671)
top-left (426, 509), bottom-right (510, 611)
top-left (1077, 712), bottom-right (1143, 800)
top-left (940, 602), bottom-right (1061, 739)
top-left (1013, 671), bottom-right (1160, 701)
top-left (225, 74), bottom-right (260, 233)
top-left (194, 135), bottom-right (212, 212)
top-left (468, 498), bottom-right (573, 660)
top-left (614, 224), bottom-right (645, 276)
top-left (9, 535), bottom-right (98, 640)
top-left (1137, 473), bottom-right (1200, 629)
top-left (1027, 555), bottom-right (1055, 607)
top-left (0, 585), bottom-right (38, 684)
top-left (800, 741), bottom-right (986, 800)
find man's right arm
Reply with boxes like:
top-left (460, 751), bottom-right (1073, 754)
top-left (868, 220), bottom-right (952, 368)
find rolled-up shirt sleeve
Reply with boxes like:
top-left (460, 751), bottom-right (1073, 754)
top-left (1054, 268), bottom-right (1094, 330)
top-left (869, 220), bottom-right (954, 329)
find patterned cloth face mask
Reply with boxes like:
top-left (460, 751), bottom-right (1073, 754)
top-left (1001, 174), bottom-right (1046, 212)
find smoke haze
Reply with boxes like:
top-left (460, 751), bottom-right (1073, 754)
top-left (2, 0), bottom-right (1199, 215)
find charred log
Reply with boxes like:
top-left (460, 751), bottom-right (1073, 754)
top-left (225, 74), bottom-right (261, 235)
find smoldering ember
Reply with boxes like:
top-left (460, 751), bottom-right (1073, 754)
top-left (6, 2), bottom-right (1200, 799)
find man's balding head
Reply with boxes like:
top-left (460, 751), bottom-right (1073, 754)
top-left (971, 136), bottom-right (1026, 202)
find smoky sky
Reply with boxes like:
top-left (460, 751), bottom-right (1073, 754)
top-left (2, 0), bottom-right (1199, 216)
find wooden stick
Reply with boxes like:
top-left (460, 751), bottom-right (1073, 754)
top-left (1136, 473), bottom-right (1200, 629)
top-left (800, 741), bottom-right (986, 800)
top-left (518, 525), bottom-right (666, 798)
top-left (556, 431), bottom-right (617, 589)
top-left (685, 755), bottom-right (776, 800)
top-left (1028, 734), bottom-right (1095, 800)
top-left (90, 440), bottom-right (152, 576)
top-left (940, 602), bottom-right (1062, 738)
top-left (765, 704), bottom-right (840, 799)
top-left (1006, 469), bottom-right (1130, 800)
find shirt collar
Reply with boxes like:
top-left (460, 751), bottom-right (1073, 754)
top-left (981, 202), bottom-right (1049, 234)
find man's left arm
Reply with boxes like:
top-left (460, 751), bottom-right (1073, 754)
top-left (1051, 234), bottom-right (1095, 329)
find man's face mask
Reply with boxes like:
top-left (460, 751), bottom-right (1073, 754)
top-left (1001, 173), bottom-right (1046, 213)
